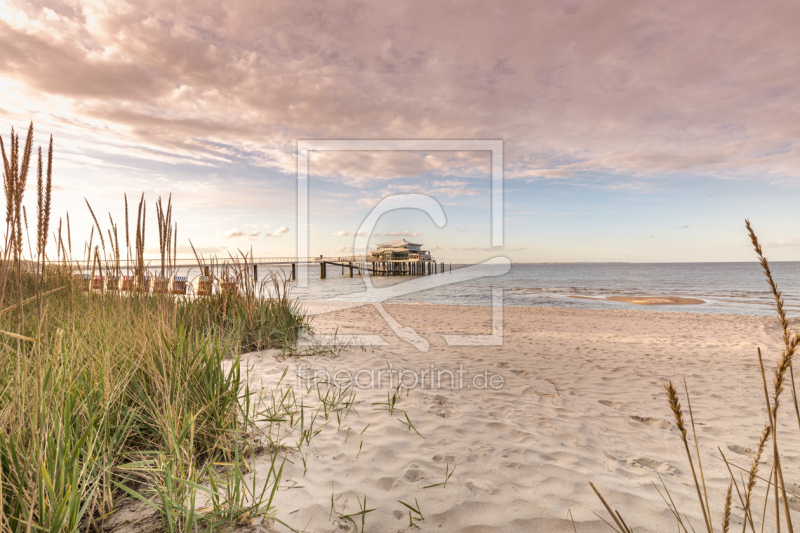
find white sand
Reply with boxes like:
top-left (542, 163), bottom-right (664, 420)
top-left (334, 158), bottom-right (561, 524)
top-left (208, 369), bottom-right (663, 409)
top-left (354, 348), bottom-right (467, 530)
top-left (241, 303), bottom-right (800, 532)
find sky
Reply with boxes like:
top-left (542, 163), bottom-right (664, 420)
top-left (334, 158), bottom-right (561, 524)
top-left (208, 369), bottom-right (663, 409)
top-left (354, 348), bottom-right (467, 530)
top-left (1, 0), bottom-right (800, 263)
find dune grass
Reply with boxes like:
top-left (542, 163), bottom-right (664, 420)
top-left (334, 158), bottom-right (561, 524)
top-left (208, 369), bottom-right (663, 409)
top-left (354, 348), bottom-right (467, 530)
top-left (0, 124), bottom-right (333, 532)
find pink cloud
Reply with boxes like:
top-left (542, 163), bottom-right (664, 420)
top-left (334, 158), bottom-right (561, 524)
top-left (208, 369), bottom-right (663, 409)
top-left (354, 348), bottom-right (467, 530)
top-left (1, 0), bottom-right (799, 184)
top-left (265, 226), bottom-right (289, 237)
top-left (218, 228), bottom-right (244, 238)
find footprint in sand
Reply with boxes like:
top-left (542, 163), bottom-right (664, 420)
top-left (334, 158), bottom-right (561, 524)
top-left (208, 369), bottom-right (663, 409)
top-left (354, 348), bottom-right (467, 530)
top-left (598, 399), bottom-right (624, 410)
top-left (727, 444), bottom-right (755, 457)
top-left (498, 362), bottom-right (510, 368)
top-left (377, 476), bottom-right (396, 490)
top-left (630, 415), bottom-right (671, 430)
top-left (511, 369), bottom-right (530, 377)
top-left (629, 457), bottom-right (678, 475)
top-left (430, 395), bottom-right (449, 407)
top-left (466, 480), bottom-right (491, 493)
top-left (432, 454), bottom-right (457, 463)
top-left (404, 468), bottom-right (425, 482)
top-left (427, 395), bottom-right (452, 418)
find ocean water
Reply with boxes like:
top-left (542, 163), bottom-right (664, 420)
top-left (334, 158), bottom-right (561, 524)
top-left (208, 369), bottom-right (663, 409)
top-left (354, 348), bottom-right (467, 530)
top-left (262, 261), bottom-right (800, 317)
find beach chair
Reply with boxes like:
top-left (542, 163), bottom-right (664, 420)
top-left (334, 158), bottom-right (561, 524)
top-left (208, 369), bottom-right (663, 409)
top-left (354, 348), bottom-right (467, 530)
top-left (152, 277), bottom-right (169, 294)
top-left (196, 276), bottom-right (212, 296)
top-left (120, 276), bottom-right (135, 291)
top-left (106, 275), bottom-right (119, 291)
top-left (171, 276), bottom-right (187, 295)
top-left (137, 276), bottom-right (151, 293)
top-left (77, 273), bottom-right (91, 291)
top-left (92, 275), bottom-right (104, 290)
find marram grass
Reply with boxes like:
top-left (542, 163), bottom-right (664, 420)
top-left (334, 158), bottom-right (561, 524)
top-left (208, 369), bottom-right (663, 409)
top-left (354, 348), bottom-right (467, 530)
top-left (0, 125), bottom-right (333, 532)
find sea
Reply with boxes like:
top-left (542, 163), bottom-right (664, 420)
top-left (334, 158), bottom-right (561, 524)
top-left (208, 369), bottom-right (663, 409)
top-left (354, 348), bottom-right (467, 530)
top-left (256, 261), bottom-right (800, 317)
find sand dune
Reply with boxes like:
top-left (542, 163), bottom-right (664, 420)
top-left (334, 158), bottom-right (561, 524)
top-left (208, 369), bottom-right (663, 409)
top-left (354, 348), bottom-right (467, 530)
top-left (241, 303), bottom-right (798, 532)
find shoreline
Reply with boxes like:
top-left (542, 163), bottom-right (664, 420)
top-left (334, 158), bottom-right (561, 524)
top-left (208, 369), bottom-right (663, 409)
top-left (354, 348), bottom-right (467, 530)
top-left (297, 298), bottom-right (789, 320)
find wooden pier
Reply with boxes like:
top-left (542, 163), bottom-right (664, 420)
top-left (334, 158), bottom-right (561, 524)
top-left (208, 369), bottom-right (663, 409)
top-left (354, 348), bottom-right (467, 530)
top-left (55, 255), bottom-right (451, 281)
top-left (318, 259), bottom-right (450, 278)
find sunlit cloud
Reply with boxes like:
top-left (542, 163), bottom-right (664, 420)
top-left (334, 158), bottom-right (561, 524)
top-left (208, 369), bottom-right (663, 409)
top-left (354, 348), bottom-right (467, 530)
top-left (218, 228), bottom-right (245, 238)
top-left (375, 231), bottom-right (423, 238)
top-left (265, 226), bottom-right (289, 238)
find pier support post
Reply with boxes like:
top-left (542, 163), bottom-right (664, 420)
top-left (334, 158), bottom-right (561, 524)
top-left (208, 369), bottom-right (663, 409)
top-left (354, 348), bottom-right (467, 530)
top-left (349, 262), bottom-right (353, 277)
top-left (449, 263), bottom-right (451, 273)
top-left (320, 262), bottom-right (326, 279)
top-left (291, 263), bottom-right (296, 280)
top-left (253, 265), bottom-right (258, 282)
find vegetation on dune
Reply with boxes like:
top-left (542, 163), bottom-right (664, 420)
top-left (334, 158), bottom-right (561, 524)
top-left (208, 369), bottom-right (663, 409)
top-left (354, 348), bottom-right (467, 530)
top-left (0, 124), bottom-right (332, 532)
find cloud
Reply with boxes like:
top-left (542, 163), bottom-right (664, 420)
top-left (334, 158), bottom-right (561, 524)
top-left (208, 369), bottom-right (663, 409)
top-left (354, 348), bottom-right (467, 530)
top-left (678, 225), bottom-right (690, 229)
top-left (708, 192), bottom-right (722, 197)
top-left (248, 230), bottom-right (261, 237)
top-left (383, 181), bottom-right (480, 198)
top-left (265, 226), bottom-right (289, 238)
top-left (332, 230), bottom-right (350, 237)
top-left (375, 231), bottom-right (422, 237)
top-left (219, 228), bottom-right (245, 238)
top-left (768, 238), bottom-right (800, 247)
top-left (3, 0), bottom-right (800, 190)
top-left (311, 151), bottom-right (489, 183)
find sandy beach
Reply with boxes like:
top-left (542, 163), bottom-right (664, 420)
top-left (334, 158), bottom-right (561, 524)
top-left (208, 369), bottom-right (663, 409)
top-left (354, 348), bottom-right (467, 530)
top-left (239, 303), bottom-right (800, 532)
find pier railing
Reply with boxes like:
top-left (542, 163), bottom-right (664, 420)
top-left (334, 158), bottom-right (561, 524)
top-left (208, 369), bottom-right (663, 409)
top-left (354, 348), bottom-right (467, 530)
top-left (49, 255), bottom-right (440, 270)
